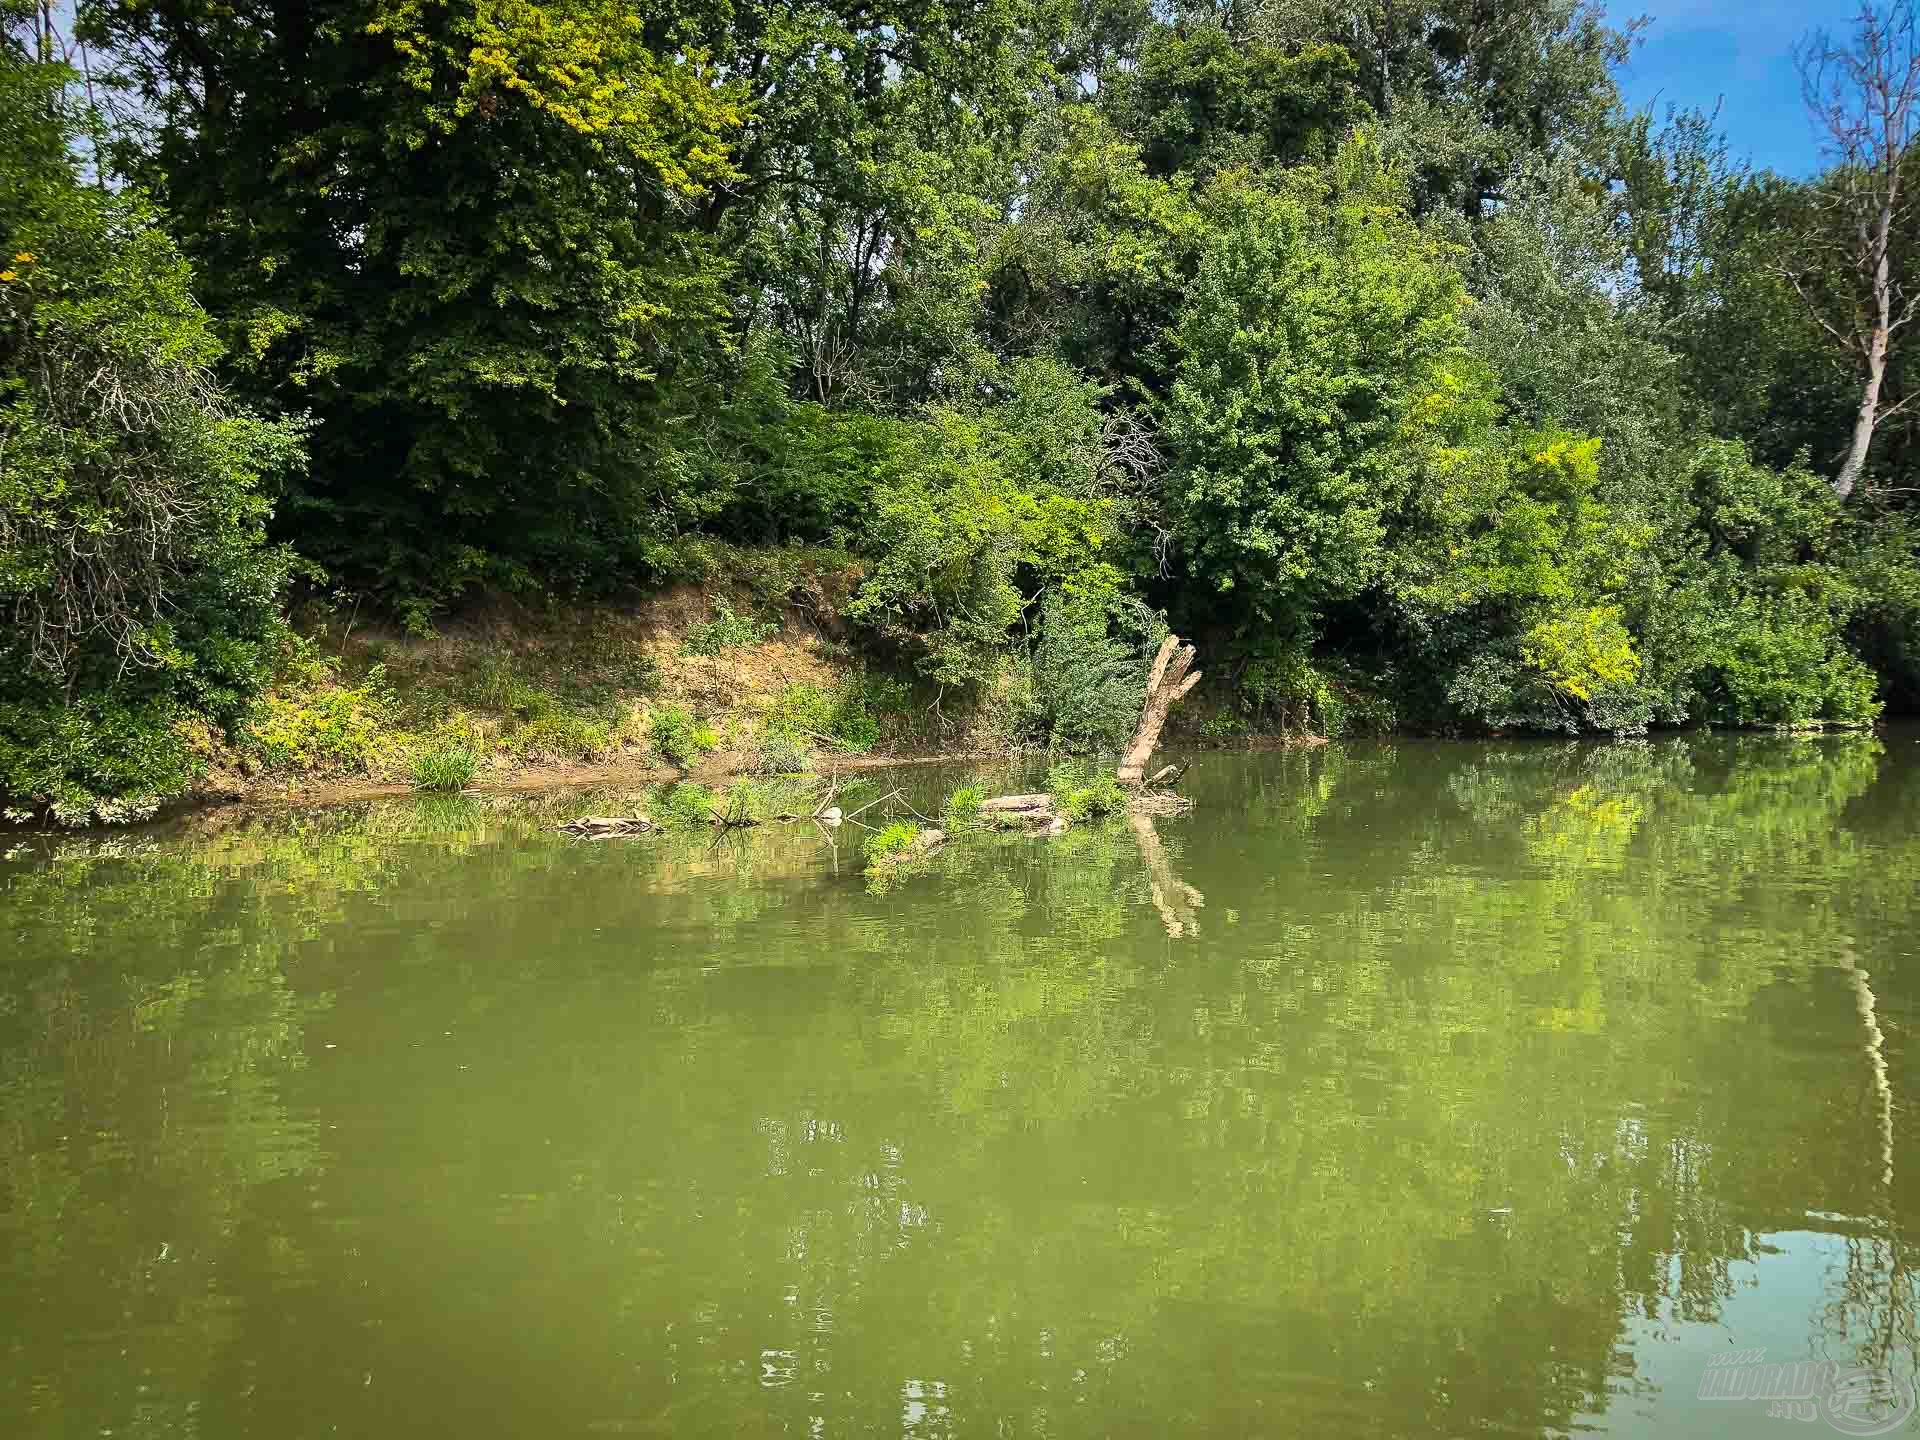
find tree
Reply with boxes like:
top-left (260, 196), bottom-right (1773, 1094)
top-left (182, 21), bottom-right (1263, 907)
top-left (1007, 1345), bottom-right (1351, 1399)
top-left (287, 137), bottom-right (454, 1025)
top-left (1162, 140), bottom-right (1469, 639)
top-left (0, 25), bottom-right (304, 820)
top-left (80, 0), bottom-right (750, 605)
top-left (1794, 0), bottom-right (1920, 500)
top-left (1105, 24), bottom-right (1366, 180)
top-left (1245, 0), bottom-right (1634, 216)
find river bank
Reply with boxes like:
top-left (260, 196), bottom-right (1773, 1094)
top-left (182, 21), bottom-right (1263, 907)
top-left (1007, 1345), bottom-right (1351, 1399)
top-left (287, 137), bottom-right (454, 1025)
top-left (176, 581), bottom-right (1302, 817)
top-left (46, 571), bottom-right (1880, 826)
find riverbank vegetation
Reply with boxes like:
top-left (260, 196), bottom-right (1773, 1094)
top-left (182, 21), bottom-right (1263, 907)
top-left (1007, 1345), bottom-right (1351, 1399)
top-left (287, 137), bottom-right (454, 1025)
top-left (6, 0), bottom-right (1920, 821)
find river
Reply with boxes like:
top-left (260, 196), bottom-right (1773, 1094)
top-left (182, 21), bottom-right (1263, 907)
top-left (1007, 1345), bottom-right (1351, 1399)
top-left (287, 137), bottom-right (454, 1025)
top-left (3, 734), bottom-right (1917, 1437)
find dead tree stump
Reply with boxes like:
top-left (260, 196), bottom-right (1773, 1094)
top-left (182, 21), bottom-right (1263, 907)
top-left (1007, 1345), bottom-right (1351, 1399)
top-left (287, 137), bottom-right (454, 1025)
top-left (1116, 635), bottom-right (1201, 786)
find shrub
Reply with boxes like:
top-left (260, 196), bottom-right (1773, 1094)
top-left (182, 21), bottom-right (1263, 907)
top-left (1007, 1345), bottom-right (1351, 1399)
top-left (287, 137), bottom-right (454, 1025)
top-left (650, 704), bottom-right (718, 768)
top-left (1046, 762), bottom-right (1126, 822)
top-left (462, 661), bottom-right (562, 721)
top-left (505, 711), bottom-right (617, 763)
top-left (844, 403), bottom-right (1121, 693)
top-left (1199, 708), bottom-right (1246, 741)
top-left (1448, 607), bottom-right (1652, 735)
top-left (1241, 645), bottom-right (1333, 736)
top-left (247, 660), bottom-right (402, 773)
top-left (681, 600), bottom-right (777, 657)
top-left (763, 676), bottom-right (904, 755)
top-left (752, 730), bottom-right (813, 775)
top-left (0, 50), bottom-right (304, 819)
top-left (1027, 591), bottom-right (1156, 750)
top-left (661, 782), bottom-right (720, 826)
top-left (1710, 607), bottom-right (1882, 728)
top-left (410, 741), bottom-right (478, 792)
top-left (0, 695), bottom-right (198, 827)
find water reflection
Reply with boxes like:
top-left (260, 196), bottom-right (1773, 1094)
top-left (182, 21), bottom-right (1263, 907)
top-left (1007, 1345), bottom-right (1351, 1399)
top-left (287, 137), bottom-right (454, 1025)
top-left (1, 734), bottom-right (1916, 1437)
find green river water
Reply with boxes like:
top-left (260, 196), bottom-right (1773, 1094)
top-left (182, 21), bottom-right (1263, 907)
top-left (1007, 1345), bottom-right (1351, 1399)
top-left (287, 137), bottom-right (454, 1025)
top-left (3, 735), bottom-right (1918, 1438)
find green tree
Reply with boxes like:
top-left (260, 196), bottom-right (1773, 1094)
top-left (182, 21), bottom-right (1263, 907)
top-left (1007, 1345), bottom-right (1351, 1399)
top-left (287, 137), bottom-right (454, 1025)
top-left (81, 0), bottom-right (749, 605)
top-left (1248, 0), bottom-right (1635, 216)
top-left (0, 29), bottom-right (303, 821)
top-left (1162, 140), bottom-right (1469, 639)
top-left (1105, 24), bottom-right (1366, 180)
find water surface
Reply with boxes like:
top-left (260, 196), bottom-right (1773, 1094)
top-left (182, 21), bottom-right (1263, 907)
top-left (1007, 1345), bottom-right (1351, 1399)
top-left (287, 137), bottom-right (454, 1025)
top-left (3, 736), bottom-right (1918, 1437)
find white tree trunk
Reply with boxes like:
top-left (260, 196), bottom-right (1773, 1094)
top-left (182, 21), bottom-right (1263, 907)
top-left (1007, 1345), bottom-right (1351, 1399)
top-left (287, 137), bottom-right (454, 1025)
top-left (1117, 636), bottom-right (1201, 786)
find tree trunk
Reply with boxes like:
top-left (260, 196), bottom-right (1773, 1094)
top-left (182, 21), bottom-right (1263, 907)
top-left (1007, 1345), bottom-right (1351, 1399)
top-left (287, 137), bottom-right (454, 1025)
top-left (1838, 214), bottom-right (1896, 499)
top-left (1117, 636), bottom-right (1201, 786)
top-left (1837, 182), bottom-right (1901, 500)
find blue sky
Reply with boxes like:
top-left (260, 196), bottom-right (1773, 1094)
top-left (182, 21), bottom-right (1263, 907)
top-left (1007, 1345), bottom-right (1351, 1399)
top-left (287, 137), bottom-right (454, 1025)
top-left (1607, 1), bottom-right (1832, 177)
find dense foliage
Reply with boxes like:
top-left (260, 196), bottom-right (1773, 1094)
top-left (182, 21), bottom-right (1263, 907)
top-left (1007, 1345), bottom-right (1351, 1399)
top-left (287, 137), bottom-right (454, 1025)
top-left (0, 29), bottom-right (301, 820)
top-left (5, 0), bottom-right (1920, 815)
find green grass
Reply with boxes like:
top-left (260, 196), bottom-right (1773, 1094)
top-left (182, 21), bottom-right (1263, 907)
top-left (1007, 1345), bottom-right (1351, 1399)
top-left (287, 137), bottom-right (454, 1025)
top-left (862, 820), bottom-right (920, 864)
top-left (942, 783), bottom-right (986, 830)
top-left (1046, 761), bottom-right (1126, 822)
top-left (410, 740), bottom-right (478, 792)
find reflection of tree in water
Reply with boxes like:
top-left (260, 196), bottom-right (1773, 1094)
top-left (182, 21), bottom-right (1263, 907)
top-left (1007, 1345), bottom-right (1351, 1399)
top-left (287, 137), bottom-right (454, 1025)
top-left (1817, 1229), bottom-right (1917, 1387)
top-left (1126, 811), bottom-right (1204, 937)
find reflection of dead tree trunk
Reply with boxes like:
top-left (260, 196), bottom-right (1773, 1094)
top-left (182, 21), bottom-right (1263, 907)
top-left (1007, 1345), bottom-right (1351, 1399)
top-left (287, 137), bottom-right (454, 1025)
top-left (1838, 947), bottom-right (1896, 1189)
top-left (1127, 812), bottom-right (1203, 938)
top-left (1117, 636), bottom-right (1201, 786)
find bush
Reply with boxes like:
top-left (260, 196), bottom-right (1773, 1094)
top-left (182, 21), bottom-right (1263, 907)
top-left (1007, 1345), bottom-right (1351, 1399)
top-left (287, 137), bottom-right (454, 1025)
top-left (504, 711), bottom-right (617, 763)
top-left (1446, 607), bottom-right (1652, 735)
top-left (763, 676), bottom-right (905, 755)
top-left (1710, 606), bottom-right (1882, 728)
top-left (681, 600), bottom-right (777, 658)
top-left (752, 730), bottom-right (813, 775)
top-left (1241, 643), bottom-right (1340, 736)
top-left (0, 695), bottom-right (199, 827)
top-left (650, 704), bottom-right (719, 768)
top-left (661, 782), bottom-right (720, 826)
top-left (0, 49), bottom-right (304, 819)
top-left (410, 740), bottom-right (478, 792)
top-left (1046, 762), bottom-right (1126, 822)
top-left (844, 398), bottom-right (1122, 693)
top-left (247, 660), bottom-right (402, 773)
top-left (1027, 591), bottom-right (1157, 750)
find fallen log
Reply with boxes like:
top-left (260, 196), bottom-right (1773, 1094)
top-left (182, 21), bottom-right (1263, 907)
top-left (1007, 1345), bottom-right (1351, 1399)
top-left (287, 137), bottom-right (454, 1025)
top-left (1117, 636), bottom-right (1201, 787)
top-left (557, 816), bottom-right (653, 836)
top-left (980, 793), bottom-right (1054, 813)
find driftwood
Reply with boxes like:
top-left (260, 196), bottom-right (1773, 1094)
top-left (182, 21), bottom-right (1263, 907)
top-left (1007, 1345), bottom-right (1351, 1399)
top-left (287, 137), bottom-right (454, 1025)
top-left (1117, 635), bottom-right (1201, 786)
top-left (977, 792), bottom-right (1072, 835)
top-left (980, 793), bottom-right (1054, 814)
top-left (557, 815), bottom-right (654, 837)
